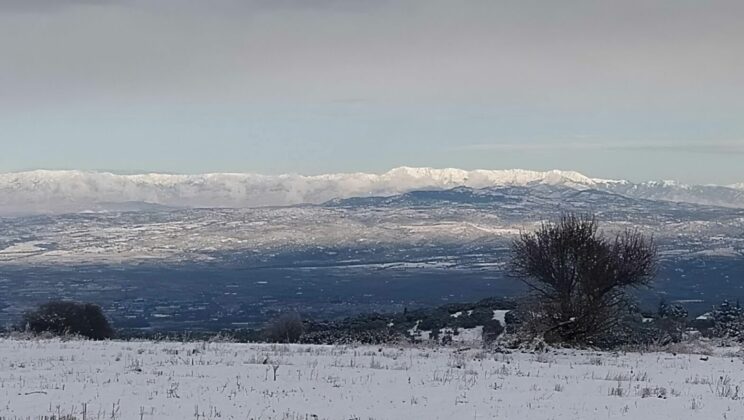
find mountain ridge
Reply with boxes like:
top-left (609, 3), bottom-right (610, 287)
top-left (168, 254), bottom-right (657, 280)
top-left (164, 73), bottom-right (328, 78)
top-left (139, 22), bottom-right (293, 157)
top-left (1, 167), bottom-right (743, 215)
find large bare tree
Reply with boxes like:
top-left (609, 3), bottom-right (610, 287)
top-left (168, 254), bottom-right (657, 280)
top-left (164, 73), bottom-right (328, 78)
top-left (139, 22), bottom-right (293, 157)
top-left (510, 214), bottom-right (657, 344)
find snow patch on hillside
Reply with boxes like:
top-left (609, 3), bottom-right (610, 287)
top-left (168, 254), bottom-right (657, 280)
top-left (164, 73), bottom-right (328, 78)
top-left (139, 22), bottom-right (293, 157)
top-left (492, 310), bottom-right (510, 324)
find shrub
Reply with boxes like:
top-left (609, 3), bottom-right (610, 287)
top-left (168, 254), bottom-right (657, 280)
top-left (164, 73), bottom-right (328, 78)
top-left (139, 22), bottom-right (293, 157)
top-left (655, 300), bottom-right (688, 343)
top-left (265, 312), bottom-right (305, 343)
top-left (418, 315), bottom-right (448, 331)
top-left (22, 301), bottom-right (114, 340)
top-left (509, 214), bottom-right (657, 344)
top-left (504, 310), bottom-right (521, 333)
top-left (456, 307), bottom-right (494, 329)
top-left (710, 300), bottom-right (744, 340)
top-left (482, 320), bottom-right (505, 344)
top-left (658, 300), bottom-right (688, 320)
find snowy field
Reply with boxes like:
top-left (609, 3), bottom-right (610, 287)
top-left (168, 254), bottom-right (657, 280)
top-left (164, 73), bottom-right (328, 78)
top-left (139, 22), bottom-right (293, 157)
top-left (1, 338), bottom-right (743, 419)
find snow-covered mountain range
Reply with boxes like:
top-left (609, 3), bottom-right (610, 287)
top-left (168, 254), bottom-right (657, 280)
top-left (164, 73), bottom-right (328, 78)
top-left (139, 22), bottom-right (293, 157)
top-left (1, 167), bottom-right (744, 215)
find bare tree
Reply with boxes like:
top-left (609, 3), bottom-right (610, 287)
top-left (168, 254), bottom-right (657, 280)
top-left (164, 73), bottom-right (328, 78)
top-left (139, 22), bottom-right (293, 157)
top-left (509, 214), bottom-right (657, 344)
top-left (265, 312), bottom-right (305, 343)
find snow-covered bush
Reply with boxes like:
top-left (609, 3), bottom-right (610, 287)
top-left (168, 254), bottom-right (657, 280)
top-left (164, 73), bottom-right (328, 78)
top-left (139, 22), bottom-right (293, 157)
top-left (654, 301), bottom-right (689, 343)
top-left (710, 300), bottom-right (744, 340)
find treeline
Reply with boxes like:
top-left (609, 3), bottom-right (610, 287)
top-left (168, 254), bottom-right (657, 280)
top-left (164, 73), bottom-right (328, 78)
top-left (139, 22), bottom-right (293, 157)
top-left (4, 297), bottom-right (515, 344)
top-left (112, 297), bottom-right (517, 345)
top-left (7, 295), bottom-right (744, 349)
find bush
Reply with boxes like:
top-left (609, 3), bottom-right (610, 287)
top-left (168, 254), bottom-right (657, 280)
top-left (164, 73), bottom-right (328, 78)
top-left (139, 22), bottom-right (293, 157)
top-left (654, 300), bottom-right (689, 343)
top-left (710, 300), bottom-right (744, 340)
top-left (504, 310), bottom-right (521, 333)
top-left (418, 315), bottom-right (448, 331)
top-left (509, 214), bottom-right (657, 345)
top-left (265, 312), bottom-right (305, 343)
top-left (456, 307), bottom-right (493, 329)
top-left (482, 320), bottom-right (505, 344)
top-left (22, 301), bottom-right (113, 340)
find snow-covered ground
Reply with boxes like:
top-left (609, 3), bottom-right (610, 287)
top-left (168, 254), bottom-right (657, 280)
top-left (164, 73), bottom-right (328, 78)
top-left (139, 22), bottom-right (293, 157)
top-left (1, 338), bottom-right (743, 419)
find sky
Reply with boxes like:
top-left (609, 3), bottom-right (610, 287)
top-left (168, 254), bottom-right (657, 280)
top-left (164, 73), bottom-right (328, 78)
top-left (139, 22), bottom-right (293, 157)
top-left (1, 0), bottom-right (743, 184)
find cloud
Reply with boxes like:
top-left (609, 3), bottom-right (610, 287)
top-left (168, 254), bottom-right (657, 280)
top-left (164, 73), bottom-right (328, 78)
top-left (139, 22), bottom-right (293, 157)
top-left (0, 0), bottom-right (383, 14)
top-left (1, 0), bottom-right (743, 184)
top-left (1, 0), bottom-right (742, 108)
top-left (456, 140), bottom-right (744, 155)
top-left (0, 0), bottom-right (113, 13)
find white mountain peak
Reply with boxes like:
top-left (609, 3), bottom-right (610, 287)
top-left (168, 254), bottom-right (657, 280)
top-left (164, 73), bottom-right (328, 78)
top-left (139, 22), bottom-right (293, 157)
top-left (0, 167), bottom-right (742, 215)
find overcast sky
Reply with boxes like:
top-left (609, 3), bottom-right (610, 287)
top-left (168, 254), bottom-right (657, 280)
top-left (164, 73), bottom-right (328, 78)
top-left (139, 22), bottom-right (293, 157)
top-left (1, 0), bottom-right (743, 183)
